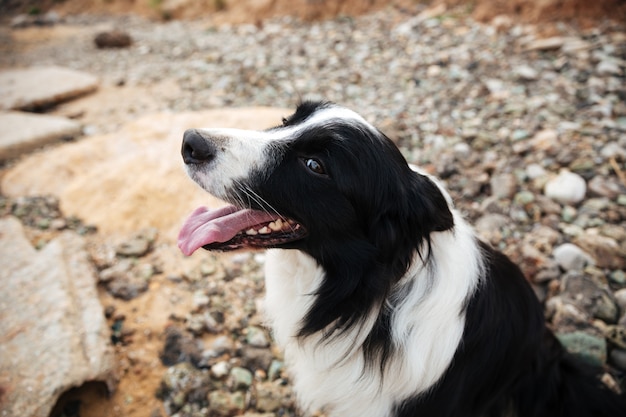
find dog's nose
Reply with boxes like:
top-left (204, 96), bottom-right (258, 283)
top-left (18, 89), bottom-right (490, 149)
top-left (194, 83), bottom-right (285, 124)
top-left (182, 129), bottom-right (216, 164)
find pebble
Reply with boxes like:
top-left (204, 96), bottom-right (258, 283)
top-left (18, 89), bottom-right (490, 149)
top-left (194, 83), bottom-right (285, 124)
top-left (556, 331), bottom-right (607, 367)
top-left (490, 173), bottom-right (517, 199)
top-left (245, 326), bottom-right (270, 348)
top-left (544, 170), bottom-right (587, 205)
top-left (552, 243), bottom-right (594, 271)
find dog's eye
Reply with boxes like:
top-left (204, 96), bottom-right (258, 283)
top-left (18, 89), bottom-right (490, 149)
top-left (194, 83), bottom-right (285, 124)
top-left (303, 158), bottom-right (326, 176)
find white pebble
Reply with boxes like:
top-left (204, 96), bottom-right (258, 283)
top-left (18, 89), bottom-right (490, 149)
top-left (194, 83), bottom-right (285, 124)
top-left (544, 169), bottom-right (586, 205)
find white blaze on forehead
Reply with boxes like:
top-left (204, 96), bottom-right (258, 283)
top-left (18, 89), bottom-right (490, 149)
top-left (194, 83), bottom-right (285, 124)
top-left (186, 105), bottom-right (376, 199)
top-left (197, 104), bottom-right (375, 143)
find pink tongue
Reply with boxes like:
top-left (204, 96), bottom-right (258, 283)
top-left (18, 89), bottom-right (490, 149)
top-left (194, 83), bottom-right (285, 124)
top-left (178, 205), bottom-right (278, 256)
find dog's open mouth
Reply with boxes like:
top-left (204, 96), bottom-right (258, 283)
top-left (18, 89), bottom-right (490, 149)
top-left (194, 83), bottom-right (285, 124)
top-left (178, 205), bottom-right (307, 255)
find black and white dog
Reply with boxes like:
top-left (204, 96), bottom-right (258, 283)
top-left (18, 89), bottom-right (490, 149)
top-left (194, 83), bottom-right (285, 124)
top-left (178, 101), bottom-right (625, 417)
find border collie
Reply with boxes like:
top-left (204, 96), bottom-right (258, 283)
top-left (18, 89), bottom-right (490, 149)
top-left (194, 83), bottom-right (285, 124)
top-left (178, 101), bottom-right (625, 417)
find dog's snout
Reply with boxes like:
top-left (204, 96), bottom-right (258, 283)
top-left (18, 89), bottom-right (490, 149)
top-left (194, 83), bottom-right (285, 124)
top-left (182, 129), bottom-right (216, 165)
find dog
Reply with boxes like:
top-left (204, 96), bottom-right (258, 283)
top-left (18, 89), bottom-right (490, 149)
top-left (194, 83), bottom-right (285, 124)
top-left (178, 101), bottom-right (626, 417)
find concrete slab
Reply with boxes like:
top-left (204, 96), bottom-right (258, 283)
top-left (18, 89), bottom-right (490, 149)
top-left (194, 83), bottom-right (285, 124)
top-left (0, 111), bottom-right (81, 160)
top-left (0, 66), bottom-right (99, 111)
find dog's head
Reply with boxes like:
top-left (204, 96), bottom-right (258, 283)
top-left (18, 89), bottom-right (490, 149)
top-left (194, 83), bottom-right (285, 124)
top-left (178, 101), bottom-right (454, 332)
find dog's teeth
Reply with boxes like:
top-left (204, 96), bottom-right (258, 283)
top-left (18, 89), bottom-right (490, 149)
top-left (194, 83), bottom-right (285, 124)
top-left (269, 219), bottom-right (283, 231)
top-left (246, 228), bottom-right (258, 236)
top-left (258, 226), bottom-right (271, 234)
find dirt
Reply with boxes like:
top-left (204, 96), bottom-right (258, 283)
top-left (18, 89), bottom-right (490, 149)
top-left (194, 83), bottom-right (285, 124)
top-left (2, 0), bottom-right (625, 25)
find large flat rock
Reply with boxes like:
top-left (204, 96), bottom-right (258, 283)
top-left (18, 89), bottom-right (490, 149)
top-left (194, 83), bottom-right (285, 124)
top-left (0, 66), bottom-right (99, 111)
top-left (1, 108), bottom-right (289, 240)
top-left (0, 111), bottom-right (82, 160)
top-left (0, 217), bottom-right (116, 417)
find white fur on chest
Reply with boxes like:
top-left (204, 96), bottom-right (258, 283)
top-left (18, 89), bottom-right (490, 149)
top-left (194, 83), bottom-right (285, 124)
top-left (262, 214), bottom-right (482, 417)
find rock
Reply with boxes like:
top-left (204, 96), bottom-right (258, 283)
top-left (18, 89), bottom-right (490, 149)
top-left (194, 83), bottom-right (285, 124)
top-left (552, 243), bottom-right (595, 271)
top-left (245, 326), bottom-right (270, 348)
top-left (587, 176), bottom-right (623, 199)
top-left (2, 108), bottom-right (289, 240)
top-left (158, 362), bottom-right (212, 414)
top-left (240, 346), bottom-right (274, 372)
top-left (544, 169), bottom-right (587, 205)
top-left (160, 325), bottom-right (202, 367)
top-left (255, 381), bottom-right (292, 413)
top-left (0, 112), bottom-right (82, 160)
top-left (230, 366), bottom-right (254, 390)
top-left (208, 390), bottom-right (246, 416)
top-left (610, 349), bottom-right (626, 371)
top-left (116, 228), bottom-right (158, 257)
top-left (573, 233), bottom-right (626, 269)
top-left (605, 325), bottom-right (626, 349)
top-left (94, 30), bottom-right (133, 48)
top-left (530, 129), bottom-right (559, 153)
top-left (0, 66), bottom-right (98, 111)
top-left (514, 65), bottom-right (539, 81)
top-left (525, 36), bottom-right (566, 51)
top-left (211, 361), bottom-right (231, 379)
top-left (560, 272), bottom-right (619, 324)
top-left (556, 331), bottom-right (607, 367)
top-left (490, 173), bottom-right (517, 199)
top-left (0, 217), bottom-right (116, 417)
top-left (615, 288), bottom-right (626, 311)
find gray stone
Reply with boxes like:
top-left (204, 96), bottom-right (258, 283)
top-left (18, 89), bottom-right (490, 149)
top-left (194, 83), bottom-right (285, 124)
top-left (574, 233), bottom-right (626, 269)
top-left (560, 272), bottom-right (619, 324)
top-left (0, 217), bottom-right (116, 417)
top-left (208, 390), bottom-right (246, 416)
top-left (255, 381), bottom-right (292, 412)
top-left (609, 349), bottom-right (626, 371)
top-left (230, 366), bottom-right (254, 390)
top-left (0, 112), bottom-right (81, 160)
top-left (245, 326), bottom-right (270, 348)
top-left (490, 173), bottom-right (517, 199)
top-left (525, 36), bottom-right (566, 51)
top-left (0, 66), bottom-right (98, 111)
top-left (553, 243), bottom-right (595, 271)
top-left (556, 331), bottom-right (607, 367)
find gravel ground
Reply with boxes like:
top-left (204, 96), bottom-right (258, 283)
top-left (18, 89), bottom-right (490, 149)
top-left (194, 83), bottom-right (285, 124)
top-left (2, 4), bottom-right (626, 416)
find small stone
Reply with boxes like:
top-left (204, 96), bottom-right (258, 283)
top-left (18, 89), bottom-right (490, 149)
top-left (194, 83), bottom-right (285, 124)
top-left (255, 381), bottom-right (292, 412)
top-left (116, 236), bottom-right (151, 257)
top-left (605, 325), bottom-right (626, 349)
top-left (94, 30), bottom-right (133, 49)
top-left (596, 60), bottom-right (622, 76)
top-left (610, 270), bottom-right (626, 285)
top-left (615, 288), bottom-right (626, 311)
top-left (525, 36), bottom-right (565, 51)
top-left (556, 331), bottom-right (607, 367)
top-left (574, 233), bottom-right (626, 269)
top-left (245, 326), bottom-right (270, 348)
top-left (514, 65), bottom-right (538, 81)
top-left (530, 129), bottom-right (559, 153)
top-left (267, 360), bottom-right (284, 381)
top-left (610, 349), bottom-right (626, 371)
top-left (544, 169), bottom-right (587, 205)
top-left (587, 176), bottom-right (622, 199)
top-left (208, 390), bottom-right (246, 416)
top-left (560, 272), bottom-right (618, 324)
top-left (211, 361), bottom-right (231, 379)
top-left (553, 243), bottom-right (594, 271)
top-left (490, 173), bottom-right (517, 199)
top-left (230, 366), bottom-right (254, 390)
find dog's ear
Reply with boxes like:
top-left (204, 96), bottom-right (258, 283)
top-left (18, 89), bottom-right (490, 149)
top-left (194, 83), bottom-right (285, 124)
top-left (371, 172), bottom-right (454, 271)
